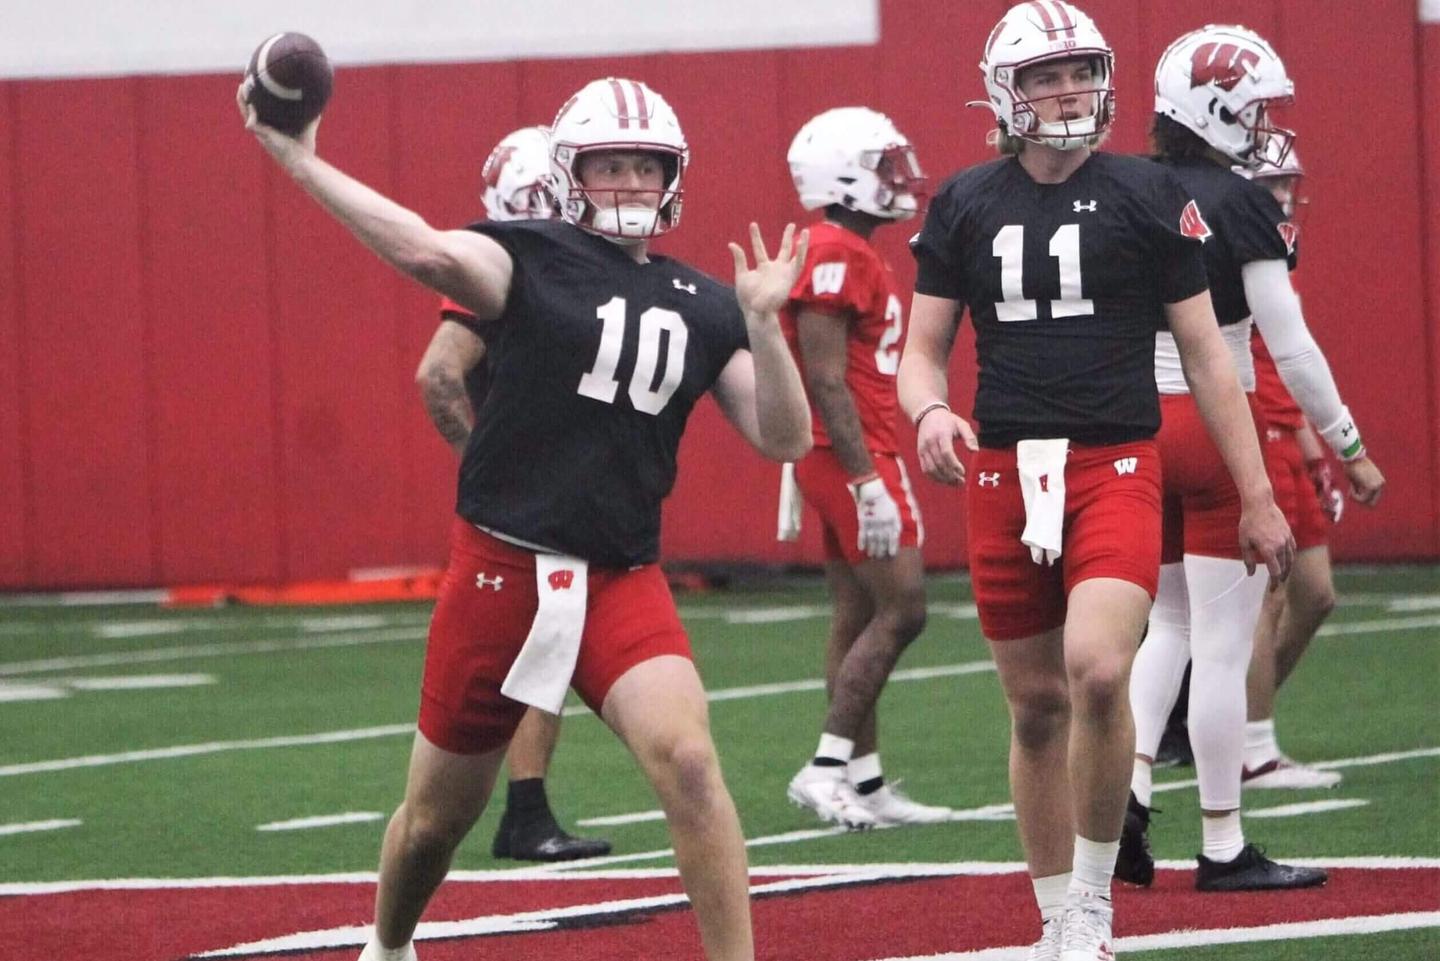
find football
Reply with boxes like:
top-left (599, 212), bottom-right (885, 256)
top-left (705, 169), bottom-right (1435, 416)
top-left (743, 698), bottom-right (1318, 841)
top-left (242, 32), bottom-right (333, 135)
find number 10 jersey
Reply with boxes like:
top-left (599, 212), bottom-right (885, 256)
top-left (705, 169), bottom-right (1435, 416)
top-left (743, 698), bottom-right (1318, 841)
top-left (911, 153), bottom-right (1209, 448)
top-left (457, 219), bottom-right (749, 567)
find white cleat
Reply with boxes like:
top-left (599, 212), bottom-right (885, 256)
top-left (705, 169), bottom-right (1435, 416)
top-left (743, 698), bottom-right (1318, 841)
top-left (857, 781), bottom-right (953, 825)
top-left (1242, 756), bottom-right (1343, 790)
top-left (787, 765), bottom-right (879, 830)
top-left (1059, 892), bottom-right (1115, 961)
top-left (1026, 916), bottom-right (1064, 961)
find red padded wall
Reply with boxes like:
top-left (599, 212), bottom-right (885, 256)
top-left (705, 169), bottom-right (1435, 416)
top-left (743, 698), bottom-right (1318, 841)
top-left (0, 0), bottom-right (1435, 587)
top-left (0, 84), bottom-right (26, 583)
top-left (12, 78), bottom-right (156, 585)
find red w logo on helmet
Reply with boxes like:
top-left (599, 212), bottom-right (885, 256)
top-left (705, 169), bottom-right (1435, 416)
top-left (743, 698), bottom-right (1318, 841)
top-left (548, 569), bottom-right (575, 591)
top-left (1190, 42), bottom-right (1261, 91)
top-left (1179, 200), bottom-right (1213, 241)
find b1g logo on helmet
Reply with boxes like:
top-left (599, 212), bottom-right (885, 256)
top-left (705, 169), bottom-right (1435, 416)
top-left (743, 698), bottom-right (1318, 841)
top-left (1179, 200), bottom-right (1213, 242)
top-left (1189, 42), bottom-right (1261, 91)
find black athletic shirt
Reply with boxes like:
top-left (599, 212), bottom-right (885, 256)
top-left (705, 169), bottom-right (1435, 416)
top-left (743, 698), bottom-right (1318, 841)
top-left (911, 152), bottom-right (1209, 448)
top-left (1153, 156), bottom-right (1297, 326)
top-left (455, 219), bottom-right (749, 567)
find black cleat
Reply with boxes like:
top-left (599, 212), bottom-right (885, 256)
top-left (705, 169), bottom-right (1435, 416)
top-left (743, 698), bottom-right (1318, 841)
top-left (1115, 791), bottom-right (1156, 887)
top-left (493, 812), bottom-right (612, 863)
top-left (1195, 843), bottom-right (1328, 892)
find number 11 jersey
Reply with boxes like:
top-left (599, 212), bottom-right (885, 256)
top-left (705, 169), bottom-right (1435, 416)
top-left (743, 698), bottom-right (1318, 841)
top-left (457, 219), bottom-right (749, 567)
top-left (910, 153), bottom-right (1209, 448)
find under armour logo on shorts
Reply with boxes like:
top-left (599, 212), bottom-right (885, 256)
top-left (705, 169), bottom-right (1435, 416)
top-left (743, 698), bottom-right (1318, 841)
top-left (476, 572), bottom-right (505, 591)
top-left (547, 569), bottom-right (575, 591)
top-left (977, 472), bottom-right (1001, 487)
top-left (1114, 457), bottom-right (1138, 476)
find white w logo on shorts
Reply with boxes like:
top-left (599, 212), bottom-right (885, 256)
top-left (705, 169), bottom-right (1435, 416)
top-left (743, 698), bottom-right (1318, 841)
top-left (811, 261), bottom-right (847, 296)
top-left (1114, 457), bottom-right (1138, 476)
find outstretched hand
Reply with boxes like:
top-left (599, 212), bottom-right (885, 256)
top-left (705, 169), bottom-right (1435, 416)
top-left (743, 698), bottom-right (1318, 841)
top-left (729, 222), bottom-right (809, 318)
top-left (236, 82), bottom-right (319, 163)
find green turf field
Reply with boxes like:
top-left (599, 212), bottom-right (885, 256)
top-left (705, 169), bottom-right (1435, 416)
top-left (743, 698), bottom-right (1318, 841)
top-left (1, 566), bottom-right (1437, 959)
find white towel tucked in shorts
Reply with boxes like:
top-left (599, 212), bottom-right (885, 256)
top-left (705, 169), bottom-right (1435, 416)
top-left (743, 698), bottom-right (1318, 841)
top-left (501, 554), bottom-right (589, 714)
top-left (776, 462), bottom-right (802, 542)
top-left (1017, 439), bottom-right (1069, 566)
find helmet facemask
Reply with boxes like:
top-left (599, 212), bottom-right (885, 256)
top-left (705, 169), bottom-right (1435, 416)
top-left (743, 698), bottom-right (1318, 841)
top-left (562, 147), bottom-right (684, 245)
top-left (863, 144), bottom-right (927, 219)
top-left (1003, 55), bottom-right (1115, 151)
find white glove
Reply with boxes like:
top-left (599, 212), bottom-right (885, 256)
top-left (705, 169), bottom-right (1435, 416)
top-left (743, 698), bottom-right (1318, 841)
top-left (851, 475), bottom-right (901, 559)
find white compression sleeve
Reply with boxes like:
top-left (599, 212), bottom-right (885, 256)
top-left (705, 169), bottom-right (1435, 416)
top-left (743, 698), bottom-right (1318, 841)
top-left (1242, 259), bottom-right (1358, 457)
top-left (1130, 563), bottom-right (1192, 760)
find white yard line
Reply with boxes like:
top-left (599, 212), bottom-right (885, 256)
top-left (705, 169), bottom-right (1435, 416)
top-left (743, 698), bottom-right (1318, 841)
top-left (1316, 614), bottom-right (1440, 637)
top-left (0, 819), bottom-right (81, 837)
top-left (0, 627), bottom-right (428, 677)
top-left (65, 674), bottom-right (216, 691)
top-left (577, 810), bottom-right (667, 827)
top-left (1246, 798), bottom-right (1371, 819)
top-left (256, 812), bottom-right (384, 832)
top-left (4, 856), bottom-right (1434, 897)
top-left (1153, 746), bottom-right (1440, 795)
top-left (0, 683), bottom-right (68, 702)
top-left (877, 912), bottom-right (1440, 960)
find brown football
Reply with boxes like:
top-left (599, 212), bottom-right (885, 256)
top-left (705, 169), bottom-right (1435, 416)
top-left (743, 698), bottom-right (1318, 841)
top-left (242, 32), bottom-right (333, 135)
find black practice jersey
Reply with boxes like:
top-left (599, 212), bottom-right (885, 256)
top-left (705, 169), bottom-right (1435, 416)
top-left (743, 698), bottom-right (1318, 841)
top-left (456, 219), bottom-right (749, 567)
top-left (912, 153), bottom-right (1209, 447)
top-left (1153, 156), bottom-right (1297, 326)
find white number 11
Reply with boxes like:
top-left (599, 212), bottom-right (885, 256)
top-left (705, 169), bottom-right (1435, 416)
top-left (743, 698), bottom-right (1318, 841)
top-left (991, 224), bottom-right (1093, 322)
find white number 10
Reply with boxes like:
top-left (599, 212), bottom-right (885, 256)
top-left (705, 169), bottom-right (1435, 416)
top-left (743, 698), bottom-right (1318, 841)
top-left (577, 296), bottom-right (690, 415)
top-left (991, 224), bottom-right (1093, 322)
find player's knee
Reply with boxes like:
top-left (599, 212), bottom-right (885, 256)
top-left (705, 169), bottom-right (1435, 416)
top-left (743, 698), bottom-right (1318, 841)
top-left (397, 801), bottom-right (476, 861)
top-left (877, 591), bottom-right (928, 647)
top-left (1306, 581), bottom-right (1336, 621)
top-left (656, 735), bottom-right (723, 814)
top-left (1067, 650), bottom-right (1130, 717)
top-left (1009, 683), bottom-right (1070, 751)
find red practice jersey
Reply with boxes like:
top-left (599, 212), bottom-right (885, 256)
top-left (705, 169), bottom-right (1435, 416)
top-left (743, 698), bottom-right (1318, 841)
top-left (1251, 328), bottom-right (1304, 430)
top-left (780, 221), bottom-right (904, 454)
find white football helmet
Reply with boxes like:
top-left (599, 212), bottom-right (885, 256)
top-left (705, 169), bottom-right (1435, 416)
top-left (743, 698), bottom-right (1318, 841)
top-left (549, 77), bottom-right (688, 243)
top-left (978, 1), bottom-right (1115, 150)
top-left (481, 126), bottom-right (555, 222)
top-left (1155, 25), bottom-right (1295, 169)
top-left (787, 107), bottom-right (925, 221)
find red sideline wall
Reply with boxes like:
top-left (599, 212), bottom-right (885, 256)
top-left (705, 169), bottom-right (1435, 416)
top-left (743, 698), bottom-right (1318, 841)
top-left (1, 0), bottom-right (1435, 588)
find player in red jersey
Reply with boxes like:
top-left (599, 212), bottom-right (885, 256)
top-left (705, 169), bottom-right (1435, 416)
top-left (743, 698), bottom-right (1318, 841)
top-left (241, 75), bottom-right (812, 961)
top-left (415, 125), bottom-right (611, 862)
top-left (900, 5), bottom-right (1291, 958)
top-left (1241, 145), bottom-right (1347, 789)
top-left (777, 107), bottom-right (950, 829)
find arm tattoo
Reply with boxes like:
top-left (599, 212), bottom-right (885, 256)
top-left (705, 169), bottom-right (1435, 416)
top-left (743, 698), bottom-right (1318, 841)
top-left (421, 369), bottom-right (473, 451)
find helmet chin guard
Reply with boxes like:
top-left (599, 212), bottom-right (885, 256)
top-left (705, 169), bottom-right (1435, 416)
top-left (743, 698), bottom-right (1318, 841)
top-left (549, 78), bottom-right (688, 242)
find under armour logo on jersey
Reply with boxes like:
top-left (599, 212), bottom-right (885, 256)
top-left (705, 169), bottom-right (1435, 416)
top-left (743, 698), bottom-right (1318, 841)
top-left (1114, 457), bottom-right (1138, 476)
top-left (547, 569), bottom-right (575, 591)
top-left (476, 572), bottom-right (504, 591)
top-left (811, 261), bottom-right (848, 296)
top-left (672, 278), bottom-right (697, 295)
top-left (977, 472), bottom-right (1001, 487)
top-left (1073, 200), bottom-right (1098, 213)
top-left (1179, 200), bottom-right (1213, 242)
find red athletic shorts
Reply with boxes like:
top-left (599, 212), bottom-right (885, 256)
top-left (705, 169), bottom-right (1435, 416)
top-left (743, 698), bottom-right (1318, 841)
top-left (417, 519), bottom-right (693, 754)
top-left (794, 448), bottom-right (923, 563)
top-left (1264, 426), bottom-right (1330, 551)
top-left (1157, 393), bottom-right (1268, 564)
top-left (966, 440), bottom-right (1162, 642)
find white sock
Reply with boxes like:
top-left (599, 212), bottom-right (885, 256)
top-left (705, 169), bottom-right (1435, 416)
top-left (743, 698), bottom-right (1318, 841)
top-left (1032, 871), bottom-right (1071, 923)
top-left (358, 938), bottom-right (415, 961)
top-left (1202, 811), bottom-right (1245, 862)
top-left (1185, 554), bottom-right (1266, 813)
top-left (1068, 836), bottom-right (1118, 900)
top-left (848, 752), bottom-right (883, 788)
top-left (1245, 719), bottom-right (1279, 768)
top-left (1132, 758), bottom-right (1153, 809)
top-left (1130, 563), bottom-right (1192, 759)
top-left (814, 733), bottom-right (854, 766)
